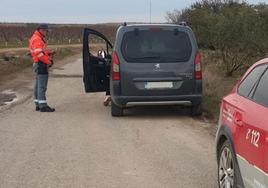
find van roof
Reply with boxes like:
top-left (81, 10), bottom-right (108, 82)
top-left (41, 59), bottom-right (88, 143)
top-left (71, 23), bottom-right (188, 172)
top-left (123, 23), bottom-right (189, 28)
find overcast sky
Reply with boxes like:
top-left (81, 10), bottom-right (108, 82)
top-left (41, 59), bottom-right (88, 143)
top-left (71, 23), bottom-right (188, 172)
top-left (0, 0), bottom-right (267, 24)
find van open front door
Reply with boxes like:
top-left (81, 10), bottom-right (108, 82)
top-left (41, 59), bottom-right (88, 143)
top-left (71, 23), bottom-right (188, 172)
top-left (82, 28), bottom-right (113, 93)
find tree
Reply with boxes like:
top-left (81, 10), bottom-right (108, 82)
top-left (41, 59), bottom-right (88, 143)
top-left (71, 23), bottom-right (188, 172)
top-left (167, 0), bottom-right (268, 76)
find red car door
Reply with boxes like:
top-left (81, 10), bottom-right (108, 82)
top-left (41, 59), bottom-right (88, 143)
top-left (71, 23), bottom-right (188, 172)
top-left (236, 95), bottom-right (266, 188)
top-left (233, 64), bottom-right (268, 187)
top-left (249, 67), bottom-right (268, 186)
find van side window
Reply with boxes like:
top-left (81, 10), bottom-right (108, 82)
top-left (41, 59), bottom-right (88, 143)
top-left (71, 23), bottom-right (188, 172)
top-left (238, 64), bottom-right (267, 98)
top-left (252, 68), bottom-right (268, 107)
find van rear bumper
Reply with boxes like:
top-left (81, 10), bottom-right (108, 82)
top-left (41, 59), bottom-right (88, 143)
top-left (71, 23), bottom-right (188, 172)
top-left (112, 95), bottom-right (202, 108)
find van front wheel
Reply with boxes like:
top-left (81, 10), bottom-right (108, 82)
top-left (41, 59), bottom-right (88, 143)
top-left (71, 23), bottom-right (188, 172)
top-left (111, 101), bottom-right (123, 117)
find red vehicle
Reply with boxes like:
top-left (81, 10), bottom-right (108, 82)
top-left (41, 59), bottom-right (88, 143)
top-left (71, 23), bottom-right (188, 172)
top-left (216, 58), bottom-right (268, 188)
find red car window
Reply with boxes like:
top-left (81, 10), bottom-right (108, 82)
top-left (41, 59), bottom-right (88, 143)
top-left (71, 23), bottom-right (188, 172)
top-left (238, 64), bottom-right (267, 98)
top-left (252, 69), bottom-right (268, 107)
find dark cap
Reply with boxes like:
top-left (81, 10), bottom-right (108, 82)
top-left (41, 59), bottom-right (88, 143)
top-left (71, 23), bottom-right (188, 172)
top-left (37, 24), bottom-right (50, 30)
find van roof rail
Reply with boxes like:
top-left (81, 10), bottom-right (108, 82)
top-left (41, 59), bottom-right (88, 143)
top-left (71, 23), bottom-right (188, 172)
top-left (178, 21), bottom-right (187, 26)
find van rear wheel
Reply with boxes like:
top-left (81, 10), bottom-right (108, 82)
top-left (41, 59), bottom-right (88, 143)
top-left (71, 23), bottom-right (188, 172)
top-left (111, 101), bottom-right (123, 117)
top-left (191, 104), bottom-right (202, 116)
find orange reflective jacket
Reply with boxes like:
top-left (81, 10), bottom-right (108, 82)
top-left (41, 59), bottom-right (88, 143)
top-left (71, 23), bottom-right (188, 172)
top-left (29, 31), bottom-right (50, 64)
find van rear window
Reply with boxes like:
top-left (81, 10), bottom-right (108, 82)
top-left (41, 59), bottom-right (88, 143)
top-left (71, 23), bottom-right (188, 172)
top-left (121, 30), bottom-right (192, 63)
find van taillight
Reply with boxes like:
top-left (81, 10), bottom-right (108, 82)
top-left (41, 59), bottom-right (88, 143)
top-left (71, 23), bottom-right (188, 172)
top-left (194, 52), bottom-right (202, 80)
top-left (112, 52), bottom-right (120, 81)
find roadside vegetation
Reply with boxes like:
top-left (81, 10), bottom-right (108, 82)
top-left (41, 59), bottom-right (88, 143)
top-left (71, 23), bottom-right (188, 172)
top-left (167, 0), bottom-right (268, 120)
top-left (0, 23), bottom-right (119, 48)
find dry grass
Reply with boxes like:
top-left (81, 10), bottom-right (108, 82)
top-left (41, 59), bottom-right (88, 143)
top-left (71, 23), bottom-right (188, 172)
top-left (201, 50), bottom-right (239, 120)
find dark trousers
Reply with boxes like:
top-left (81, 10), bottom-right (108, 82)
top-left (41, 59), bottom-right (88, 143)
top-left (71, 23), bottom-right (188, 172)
top-left (105, 64), bottom-right (110, 96)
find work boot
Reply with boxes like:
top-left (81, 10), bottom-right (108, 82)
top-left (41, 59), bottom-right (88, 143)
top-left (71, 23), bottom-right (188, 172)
top-left (103, 96), bottom-right (111, 106)
top-left (35, 106), bottom-right (40, 111)
top-left (40, 106), bottom-right (55, 112)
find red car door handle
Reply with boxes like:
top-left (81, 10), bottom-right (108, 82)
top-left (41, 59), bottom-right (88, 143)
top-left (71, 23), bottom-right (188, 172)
top-left (234, 112), bottom-right (243, 127)
top-left (234, 118), bottom-right (243, 126)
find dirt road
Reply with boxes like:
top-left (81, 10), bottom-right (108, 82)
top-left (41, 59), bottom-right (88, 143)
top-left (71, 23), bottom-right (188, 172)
top-left (0, 57), bottom-right (218, 188)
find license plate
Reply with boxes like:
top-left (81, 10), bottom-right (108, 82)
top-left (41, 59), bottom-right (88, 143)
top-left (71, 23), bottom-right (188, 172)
top-left (145, 82), bottom-right (173, 89)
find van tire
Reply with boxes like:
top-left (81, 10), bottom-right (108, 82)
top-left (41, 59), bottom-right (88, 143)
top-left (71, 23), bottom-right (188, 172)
top-left (191, 104), bottom-right (202, 116)
top-left (111, 101), bottom-right (123, 117)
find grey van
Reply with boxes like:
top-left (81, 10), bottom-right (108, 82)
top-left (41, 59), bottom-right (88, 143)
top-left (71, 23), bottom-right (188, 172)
top-left (83, 24), bottom-right (202, 116)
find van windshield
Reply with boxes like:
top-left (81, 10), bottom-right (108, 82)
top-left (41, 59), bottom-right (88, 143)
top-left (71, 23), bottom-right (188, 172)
top-left (121, 29), bottom-right (192, 63)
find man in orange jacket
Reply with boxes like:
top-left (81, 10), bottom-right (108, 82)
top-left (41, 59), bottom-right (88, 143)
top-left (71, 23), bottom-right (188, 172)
top-left (29, 24), bottom-right (55, 112)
